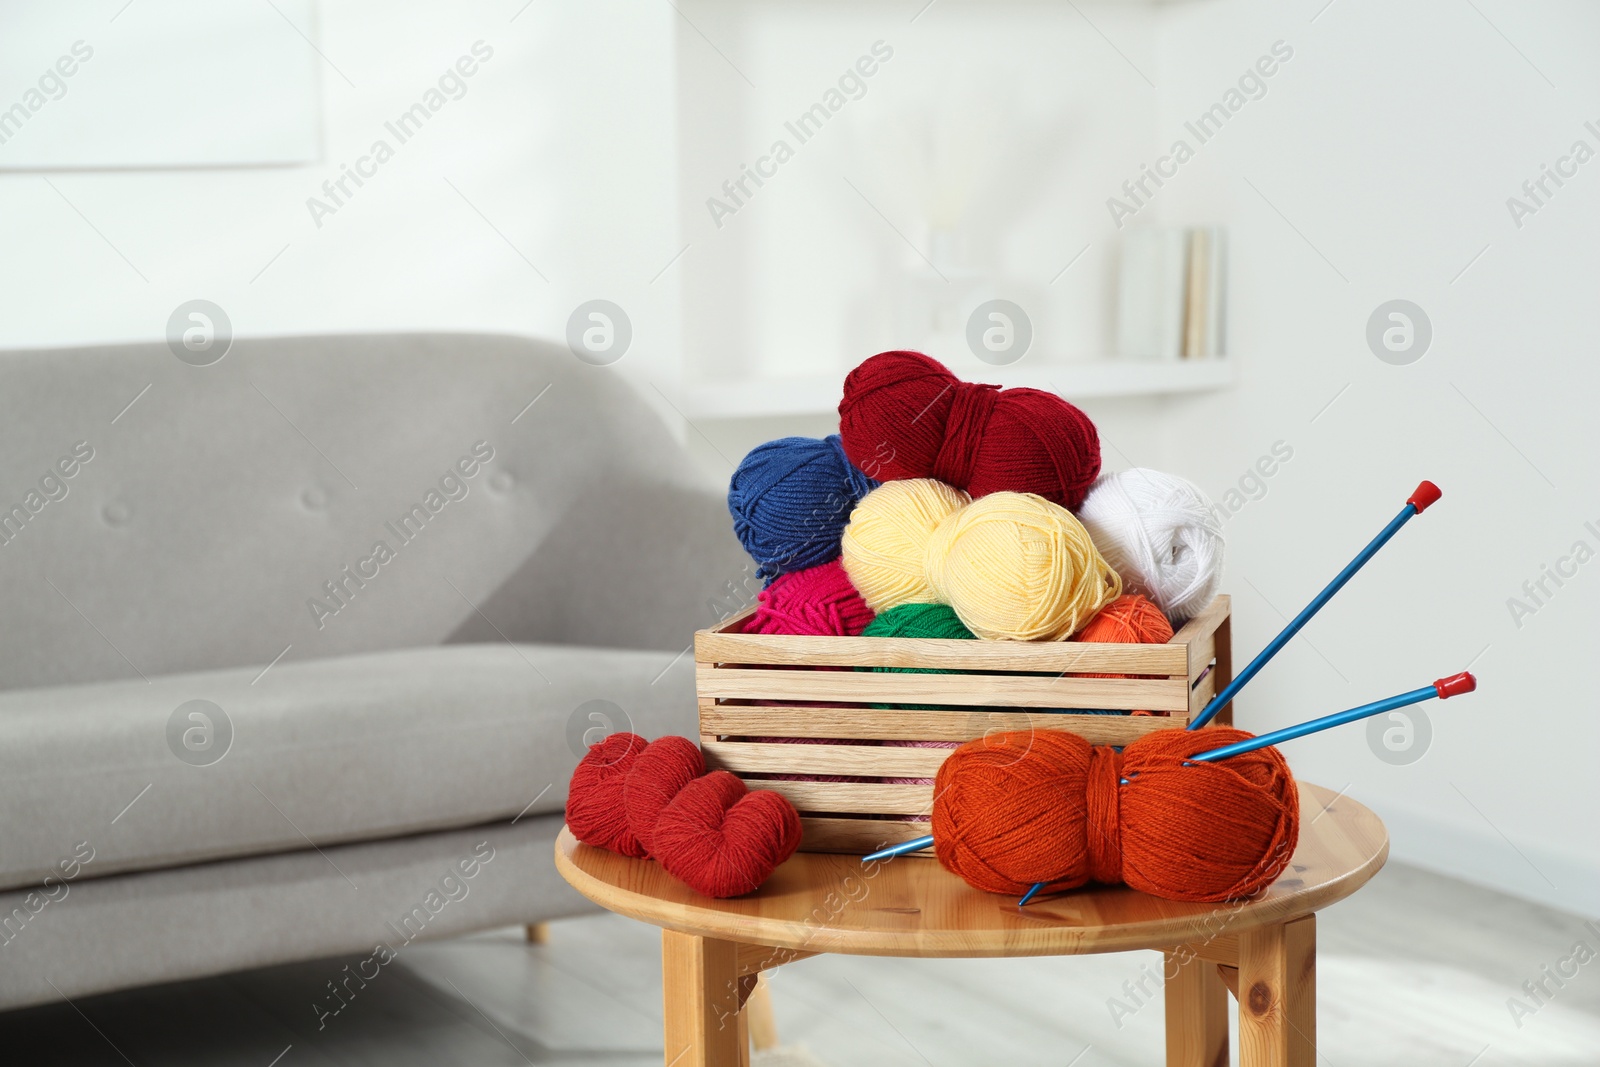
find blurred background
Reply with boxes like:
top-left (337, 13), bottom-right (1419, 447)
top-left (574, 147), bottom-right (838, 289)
top-left (3, 0), bottom-right (1597, 1063)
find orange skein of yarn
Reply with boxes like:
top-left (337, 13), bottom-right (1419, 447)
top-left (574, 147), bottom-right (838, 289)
top-left (931, 727), bottom-right (1298, 902)
top-left (1074, 594), bottom-right (1174, 647)
top-left (1073, 594), bottom-right (1175, 715)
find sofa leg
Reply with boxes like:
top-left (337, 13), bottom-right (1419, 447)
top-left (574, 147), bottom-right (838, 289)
top-left (525, 923), bottom-right (550, 944)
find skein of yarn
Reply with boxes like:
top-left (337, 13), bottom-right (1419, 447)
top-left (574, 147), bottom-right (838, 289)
top-left (927, 492), bottom-right (1122, 641)
top-left (837, 351), bottom-right (1102, 510)
top-left (1077, 468), bottom-right (1225, 622)
top-left (746, 559), bottom-right (875, 636)
top-left (841, 479), bottom-right (969, 613)
top-left (1072, 594), bottom-right (1175, 715)
top-left (728, 435), bottom-right (878, 580)
top-left (568, 733), bottom-right (803, 898)
top-left (930, 727), bottom-right (1297, 901)
top-left (1073, 594), bottom-right (1174, 646)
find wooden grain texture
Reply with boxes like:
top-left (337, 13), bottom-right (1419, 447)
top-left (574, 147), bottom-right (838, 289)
top-left (1213, 613), bottom-right (1235, 728)
top-left (744, 975), bottom-right (777, 1052)
top-left (696, 666), bottom-right (1190, 711)
top-left (799, 816), bottom-right (931, 855)
top-left (1238, 914), bottom-right (1316, 1067)
top-left (554, 782), bottom-right (1386, 959)
top-left (662, 930), bottom-right (743, 1067)
top-left (1188, 668), bottom-right (1217, 719)
top-left (754, 780), bottom-right (933, 816)
top-left (703, 740), bottom-right (948, 778)
top-left (1173, 596), bottom-right (1230, 664)
top-left (700, 705), bottom-right (1189, 743)
top-left (697, 629), bottom-right (1189, 674)
top-left (736, 944), bottom-right (817, 975)
top-left (1164, 948), bottom-right (1229, 1067)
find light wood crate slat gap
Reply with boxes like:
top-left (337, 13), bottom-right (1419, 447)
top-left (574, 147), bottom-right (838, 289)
top-left (754, 780), bottom-right (934, 816)
top-left (700, 706), bottom-right (1192, 743)
top-left (696, 667), bottom-right (1191, 712)
top-left (704, 741), bottom-right (949, 777)
top-left (696, 630), bottom-right (1188, 674)
top-left (800, 816), bottom-right (932, 855)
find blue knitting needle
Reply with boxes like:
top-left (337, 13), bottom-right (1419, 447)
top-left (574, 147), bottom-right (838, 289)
top-left (1188, 480), bottom-right (1441, 731)
top-left (866, 671), bottom-right (1478, 871)
top-left (870, 484), bottom-right (1445, 870)
top-left (1011, 670), bottom-right (1478, 905)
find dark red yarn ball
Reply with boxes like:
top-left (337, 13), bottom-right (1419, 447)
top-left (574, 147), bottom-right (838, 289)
top-left (651, 770), bottom-right (804, 898)
top-left (566, 732), bottom-right (649, 858)
top-left (838, 350), bottom-right (1102, 511)
top-left (622, 735), bottom-right (704, 856)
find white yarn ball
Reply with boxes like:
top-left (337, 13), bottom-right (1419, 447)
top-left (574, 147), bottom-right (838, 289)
top-left (1077, 468), bottom-right (1224, 622)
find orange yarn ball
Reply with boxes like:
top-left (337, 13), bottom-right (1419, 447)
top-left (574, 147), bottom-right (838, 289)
top-left (931, 727), bottom-right (1298, 902)
top-left (1074, 594), bottom-right (1174, 645)
top-left (1073, 594), bottom-right (1176, 715)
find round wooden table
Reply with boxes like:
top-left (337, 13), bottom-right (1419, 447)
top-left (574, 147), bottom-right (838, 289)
top-left (555, 781), bottom-right (1387, 1067)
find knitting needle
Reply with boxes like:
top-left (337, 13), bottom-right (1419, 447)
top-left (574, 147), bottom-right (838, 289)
top-left (1015, 671), bottom-right (1478, 906)
top-left (875, 672), bottom-right (1477, 879)
top-left (880, 484), bottom-right (1442, 876)
top-left (1188, 480), bottom-right (1441, 731)
top-left (1188, 671), bottom-right (1475, 761)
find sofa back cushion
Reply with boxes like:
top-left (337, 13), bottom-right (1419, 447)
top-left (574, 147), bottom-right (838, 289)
top-left (0, 333), bottom-right (706, 690)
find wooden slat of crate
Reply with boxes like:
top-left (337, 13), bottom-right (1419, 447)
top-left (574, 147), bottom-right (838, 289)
top-left (696, 628), bottom-right (1187, 675)
top-left (696, 667), bottom-right (1189, 712)
top-left (800, 817), bottom-right (932, 855)
top-left (704, 740), bottom-right (948, 778)
top-left (1189, 668), bottom-right (1217, 718)
top-left (700, 703), bottom-right (1190, 743)
top-left (755, 780), bottom-right (933, 816)
top-left (1173, 595), bottom-right (1230, 681)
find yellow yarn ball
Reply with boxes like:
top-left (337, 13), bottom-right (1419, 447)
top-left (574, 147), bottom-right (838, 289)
top-left (842, 478), bottom-right (970, 613)
top-left (927, 491), bottom-right (1122, 641)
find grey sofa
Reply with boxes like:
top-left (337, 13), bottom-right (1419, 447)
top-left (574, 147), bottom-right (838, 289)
top-left (0, 333), bottom-right (748, 1011)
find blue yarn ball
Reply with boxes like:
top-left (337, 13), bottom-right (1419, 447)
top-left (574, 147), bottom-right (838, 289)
top-left (728, 435), bottom-right (878, 580)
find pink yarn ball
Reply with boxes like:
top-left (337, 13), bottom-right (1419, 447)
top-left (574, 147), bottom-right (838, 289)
top-left (746, 560), bottom-right (874, 637)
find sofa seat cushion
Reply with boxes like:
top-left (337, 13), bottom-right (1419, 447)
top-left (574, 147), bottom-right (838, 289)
top-left (0, 642), bottom-right (696, 892)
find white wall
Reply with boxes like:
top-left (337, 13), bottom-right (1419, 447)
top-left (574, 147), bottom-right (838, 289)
top-left (1141, 0), bottom-right (1600, 917)
top-left (0, 0), bottom-right (684, 411)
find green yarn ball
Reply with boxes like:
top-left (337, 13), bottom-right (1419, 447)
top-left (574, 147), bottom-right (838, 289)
top-left (861, 602), bottom-right (975, 650)
top-left (861, 603), bottom-right (975, 708)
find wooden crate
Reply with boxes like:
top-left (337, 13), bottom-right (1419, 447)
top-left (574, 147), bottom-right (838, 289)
top-left (695, 594), bottom-right (1233, 854)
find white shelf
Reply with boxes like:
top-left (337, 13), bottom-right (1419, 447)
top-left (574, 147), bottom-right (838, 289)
top-left (678, 359), bottom-right (1234, 420)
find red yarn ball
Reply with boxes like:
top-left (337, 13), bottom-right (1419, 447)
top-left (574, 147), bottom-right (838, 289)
top-left (651, 770), bottom-right (804, 898)
top-left (838, 351), bottom-right (1102, 510)
top-left (746, 560), bottom-right (874, 637)
top-left (623, 735), bottom-right (704, 856)
top-left (566, 732), bottom-right (649, 858)
top-left (931, 727), bottom-right (1298, 902)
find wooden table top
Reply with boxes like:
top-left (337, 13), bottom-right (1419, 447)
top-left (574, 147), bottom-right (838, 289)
top-left (554, 782), bottom-right (1388, 959)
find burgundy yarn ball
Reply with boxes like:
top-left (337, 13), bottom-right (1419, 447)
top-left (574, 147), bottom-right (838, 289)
top-left (838, 351), bottom-right (1102, 511)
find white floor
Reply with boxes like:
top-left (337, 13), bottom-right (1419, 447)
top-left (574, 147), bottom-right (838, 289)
top-left (2, 862), bottom-right (1597, 1066)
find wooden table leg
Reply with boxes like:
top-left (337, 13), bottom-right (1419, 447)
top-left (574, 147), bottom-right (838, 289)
top-left (662, 930), bottom-right (744, 1067)
top-left (745, 973), bottom-right (778, 1051)
top-left (1238, 915), bottom-right (1316, 1067)
top-left (1164, 947), bottom-right (1228, 1067)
